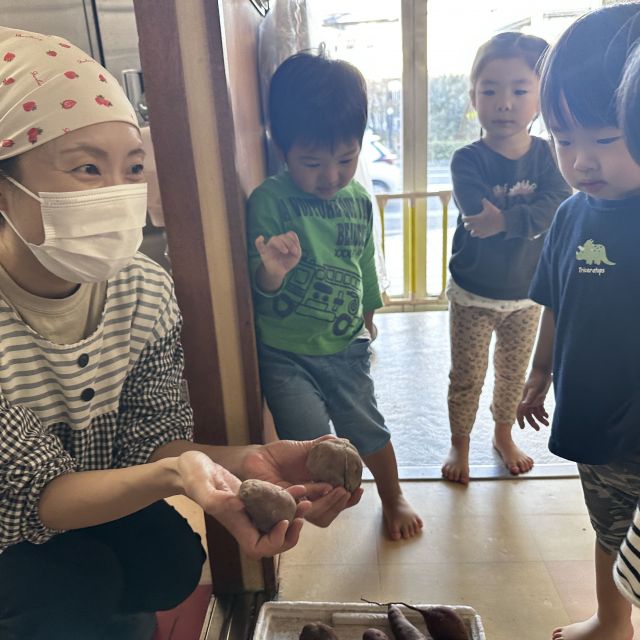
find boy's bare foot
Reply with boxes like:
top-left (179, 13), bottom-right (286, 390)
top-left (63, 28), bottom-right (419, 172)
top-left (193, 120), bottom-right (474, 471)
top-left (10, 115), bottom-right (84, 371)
top-left (382, 495), bottom-right (423, 541)
top-left (441, 434), bottom-right (470, 484)
top-left (551, 614), bottom-right (633, 639)
top-left (493, 422), bottom-right (533, 475)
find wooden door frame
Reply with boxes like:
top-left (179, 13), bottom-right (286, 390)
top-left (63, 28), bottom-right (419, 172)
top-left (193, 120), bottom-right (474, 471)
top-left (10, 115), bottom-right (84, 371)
top-left (133, 0), bottom-right (275, 596)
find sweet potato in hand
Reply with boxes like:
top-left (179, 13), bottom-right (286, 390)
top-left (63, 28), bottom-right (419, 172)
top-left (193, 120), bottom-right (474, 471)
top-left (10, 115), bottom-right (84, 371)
top-left (299, 621), bottom-right (338, 640)
top-left (238, 479), bottom-right (297, 533)
top-left (306, 437), bottom-right (363, 492)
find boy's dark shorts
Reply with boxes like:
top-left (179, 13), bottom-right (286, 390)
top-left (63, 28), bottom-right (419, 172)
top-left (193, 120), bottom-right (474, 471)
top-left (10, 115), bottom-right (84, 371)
top-left (578, 456), bottom-right (640, 554)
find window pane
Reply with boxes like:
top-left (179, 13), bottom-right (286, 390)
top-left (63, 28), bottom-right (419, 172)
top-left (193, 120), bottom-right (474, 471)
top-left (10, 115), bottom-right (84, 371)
top-left (307, 1), bottom-right (405, 296)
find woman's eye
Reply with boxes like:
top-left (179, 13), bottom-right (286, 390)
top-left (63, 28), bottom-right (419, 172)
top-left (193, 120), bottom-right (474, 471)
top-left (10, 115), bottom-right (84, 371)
top-left (481, 90), bottom-right (495, 96)
top-left (74, 164), bottom-right (100, 175)
top-left (514, 89), bottom-right (528, 96)
top-left (596, 136), bottom-right (620, 145)
top-left (555, 139), bottom-right (571, 147)
top-left (130, 163), bottom-right (145, 175)
top-left (340, 158), bottom-right (355, 165)
top-left (303, 164), bottom-right (320, 169)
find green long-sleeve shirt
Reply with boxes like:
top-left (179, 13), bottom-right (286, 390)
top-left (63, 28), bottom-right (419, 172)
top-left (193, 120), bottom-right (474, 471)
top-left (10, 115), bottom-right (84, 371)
top-left (247, 171), bottom-right (383, 355)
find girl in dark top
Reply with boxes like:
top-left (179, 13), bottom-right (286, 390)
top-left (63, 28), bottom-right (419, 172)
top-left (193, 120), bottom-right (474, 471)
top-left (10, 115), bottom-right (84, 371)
top-left (442, 32), bottom-right (571, 484)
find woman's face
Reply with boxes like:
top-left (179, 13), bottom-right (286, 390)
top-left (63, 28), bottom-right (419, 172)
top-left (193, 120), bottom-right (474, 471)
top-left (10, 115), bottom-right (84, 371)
top-left (0, 121), bottom-right (145, 245)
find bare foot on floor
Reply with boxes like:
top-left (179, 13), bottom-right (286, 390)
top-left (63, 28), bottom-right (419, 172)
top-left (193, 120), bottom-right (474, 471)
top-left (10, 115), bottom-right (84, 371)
top-left (441, 434), bottom-right (470, 484)
top-left (382, 495), bottom-right (423, 541)
top-left (493, 423), bottom-right (533, 475)
top-left (551, 614), bottom-right (634, 639)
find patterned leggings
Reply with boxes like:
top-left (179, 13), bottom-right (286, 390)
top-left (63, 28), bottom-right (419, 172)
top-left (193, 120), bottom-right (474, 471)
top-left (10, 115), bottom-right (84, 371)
top-left (448, 300), bottom-right (540, 436)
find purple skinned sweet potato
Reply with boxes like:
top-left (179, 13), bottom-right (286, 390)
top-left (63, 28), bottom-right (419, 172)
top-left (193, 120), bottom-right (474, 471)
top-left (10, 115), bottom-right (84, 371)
top-left (299, 621), bottom-right (338, 640)
top-left (362, 629), bottom-right (390, 640)
top-left (387, 604), bottom-right (427, 640)
top-left (402, 604), bottom-right (469, 640)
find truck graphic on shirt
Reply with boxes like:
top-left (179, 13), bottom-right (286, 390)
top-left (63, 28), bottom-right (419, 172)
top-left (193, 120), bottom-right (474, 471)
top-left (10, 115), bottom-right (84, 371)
top-left (272, 257), bottom-right (361, 336)
top-left (576, 239), bottom-right (616, 266)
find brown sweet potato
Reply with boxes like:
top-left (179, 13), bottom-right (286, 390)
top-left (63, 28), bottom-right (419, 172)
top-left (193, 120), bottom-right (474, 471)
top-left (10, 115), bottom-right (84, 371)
top-left (306, 437), bottom-right (363, 491)
top-left (237, 479), bottom-right (296, 533)
top-left (389, 603), bottom-right (468, 640)
top-left (362, 629), bottom-right (390, 640)
top-left (418, 605), bottom-right (469, 640)
top-left (299, 621), bottom-right (338, 640)
top-left (387, 604), bottom-right (426, 640)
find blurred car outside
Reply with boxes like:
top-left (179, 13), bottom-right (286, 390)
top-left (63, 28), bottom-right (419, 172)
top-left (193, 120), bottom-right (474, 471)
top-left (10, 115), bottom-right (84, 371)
top-left (362, 129), bottom-right (401, 195)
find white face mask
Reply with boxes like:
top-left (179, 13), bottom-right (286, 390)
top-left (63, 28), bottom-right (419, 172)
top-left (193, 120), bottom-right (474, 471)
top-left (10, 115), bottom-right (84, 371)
top-left (1, 177), bottom-right (147, 283)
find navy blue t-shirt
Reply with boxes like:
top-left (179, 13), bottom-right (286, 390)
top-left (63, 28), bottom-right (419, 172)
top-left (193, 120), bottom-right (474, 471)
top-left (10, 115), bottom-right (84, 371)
top-left (530, 192), bottom-right (640, 464)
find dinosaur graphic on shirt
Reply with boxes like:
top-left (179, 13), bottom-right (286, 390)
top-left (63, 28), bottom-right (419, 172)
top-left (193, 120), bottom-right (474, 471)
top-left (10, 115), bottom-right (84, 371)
top-left (575, 239), bottom-right (616, 266)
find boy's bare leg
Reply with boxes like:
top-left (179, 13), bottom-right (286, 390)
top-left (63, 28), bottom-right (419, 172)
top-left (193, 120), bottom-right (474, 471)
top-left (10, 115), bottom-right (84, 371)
top-left (442, 434), bottom-right (471, 485)
top-left (551, 543), bottom-right (633, 640)
top-left (363, 442), bottom-right (423, 541)
top-left (492, 421), bottom-right (533, 475)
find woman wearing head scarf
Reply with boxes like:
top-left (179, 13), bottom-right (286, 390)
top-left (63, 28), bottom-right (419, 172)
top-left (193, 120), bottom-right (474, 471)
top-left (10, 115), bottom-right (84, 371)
top-left (0, 26), bottom-right (361, 640)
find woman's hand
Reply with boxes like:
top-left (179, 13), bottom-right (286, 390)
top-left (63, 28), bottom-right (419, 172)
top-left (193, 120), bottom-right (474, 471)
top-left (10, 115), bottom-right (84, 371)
top-left (240, 436), bottom-right (364, 527)
top-left (177, 450), bottom-right (310, 559)
top-left (516, 369), bottom-right (552, 431)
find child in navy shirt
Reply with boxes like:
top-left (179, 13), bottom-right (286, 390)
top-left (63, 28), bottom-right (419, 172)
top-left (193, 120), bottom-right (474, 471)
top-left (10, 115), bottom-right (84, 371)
top-left (518, 5), bottom-right (640, 638)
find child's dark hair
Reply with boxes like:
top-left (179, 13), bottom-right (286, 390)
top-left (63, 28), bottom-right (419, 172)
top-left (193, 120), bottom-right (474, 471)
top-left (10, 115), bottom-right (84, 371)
top-left (268, 52), bottom-right (368, 154)
top-left (619, 44), bottom-right (640, 163)
top-left (540, 3), bottom-right (640, 131)
top-left (470, 31), bottom-right (549, 86)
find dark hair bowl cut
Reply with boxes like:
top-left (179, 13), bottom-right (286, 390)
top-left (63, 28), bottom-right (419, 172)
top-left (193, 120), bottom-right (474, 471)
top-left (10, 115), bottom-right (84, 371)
top-left (539, 2), bottom-right (640, 131)
top-left (267, 51), bottom-right (368, 154)
top-left (616, 14), bottom-right (640, 164)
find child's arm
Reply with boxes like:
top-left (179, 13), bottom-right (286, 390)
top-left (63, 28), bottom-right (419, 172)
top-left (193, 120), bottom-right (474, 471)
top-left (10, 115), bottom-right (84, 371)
top-left (517, 306), bottom-right (555, 431)
top-left (450, 148), bottom-right (494, 217)
top-left (451, 148), bottom-right (507, 239)
top-left (359, 197), bottom-right (384, 326)
top-left (452, 142), bottom-right (572, 240)
top-left (363, 310), bottom-right (377, 341)
top-left (500, 147), bottom-right (572, 240)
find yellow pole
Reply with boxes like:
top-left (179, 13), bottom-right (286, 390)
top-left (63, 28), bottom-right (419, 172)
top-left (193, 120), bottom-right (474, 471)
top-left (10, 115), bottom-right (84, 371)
top-left (410, 195), bottom-right (416, 299)
top-left (440, 192), bottom-right (450, 297)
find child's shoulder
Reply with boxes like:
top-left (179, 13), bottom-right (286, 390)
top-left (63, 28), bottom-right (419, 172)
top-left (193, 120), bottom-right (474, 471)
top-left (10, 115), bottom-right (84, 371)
top-left (248, 171), bottom-right (293, 202)
top-left (343, 177), bottom-right (371, 201)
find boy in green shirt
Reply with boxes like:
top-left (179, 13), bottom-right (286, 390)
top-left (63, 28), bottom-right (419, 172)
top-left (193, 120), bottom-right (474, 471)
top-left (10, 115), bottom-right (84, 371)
top-left (247, 52), bottom-right (422, 540)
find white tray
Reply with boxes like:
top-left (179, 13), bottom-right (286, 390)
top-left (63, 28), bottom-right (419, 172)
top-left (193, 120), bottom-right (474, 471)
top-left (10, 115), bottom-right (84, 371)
top-left (253, 601), bottom-right (486, 639)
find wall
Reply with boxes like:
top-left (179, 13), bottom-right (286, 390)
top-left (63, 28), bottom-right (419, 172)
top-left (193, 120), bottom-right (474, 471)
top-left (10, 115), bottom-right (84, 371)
top-left (220, 1), bottom-right (268, 197)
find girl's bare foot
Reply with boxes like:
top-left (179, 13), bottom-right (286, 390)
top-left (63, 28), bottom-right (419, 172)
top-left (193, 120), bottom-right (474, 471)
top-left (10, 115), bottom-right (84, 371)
top-left (493, 422), bottom-right (533, 475)
top-left (382, 494), bottom-right (423, 541)
top-left (551, 614), bottom-right (633, 640)
top-left (441, 434), bottom-right (470, 484)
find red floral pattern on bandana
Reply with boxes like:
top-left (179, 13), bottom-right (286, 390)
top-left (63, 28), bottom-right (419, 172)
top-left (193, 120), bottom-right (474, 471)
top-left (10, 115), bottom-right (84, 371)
top-left (0, 26), bottom-right (138, 160)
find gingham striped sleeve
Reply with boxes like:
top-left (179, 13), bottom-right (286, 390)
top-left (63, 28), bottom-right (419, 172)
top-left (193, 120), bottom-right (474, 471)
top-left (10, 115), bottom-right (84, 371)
top-left (0, 398), bottom-right (77, 550)
top-left (614, 506), bottom-right (640, 606)
top-left (112, 288), bottom-right (194, 467)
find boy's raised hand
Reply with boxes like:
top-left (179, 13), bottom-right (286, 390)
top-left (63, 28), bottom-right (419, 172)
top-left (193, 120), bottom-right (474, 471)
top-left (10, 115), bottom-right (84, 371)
top-left (516, 368), bottom-right (552, 431)
top-left (463, 198), bottom-right (506, 238)
top-left (255, 231), bottom-right (302, 280)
